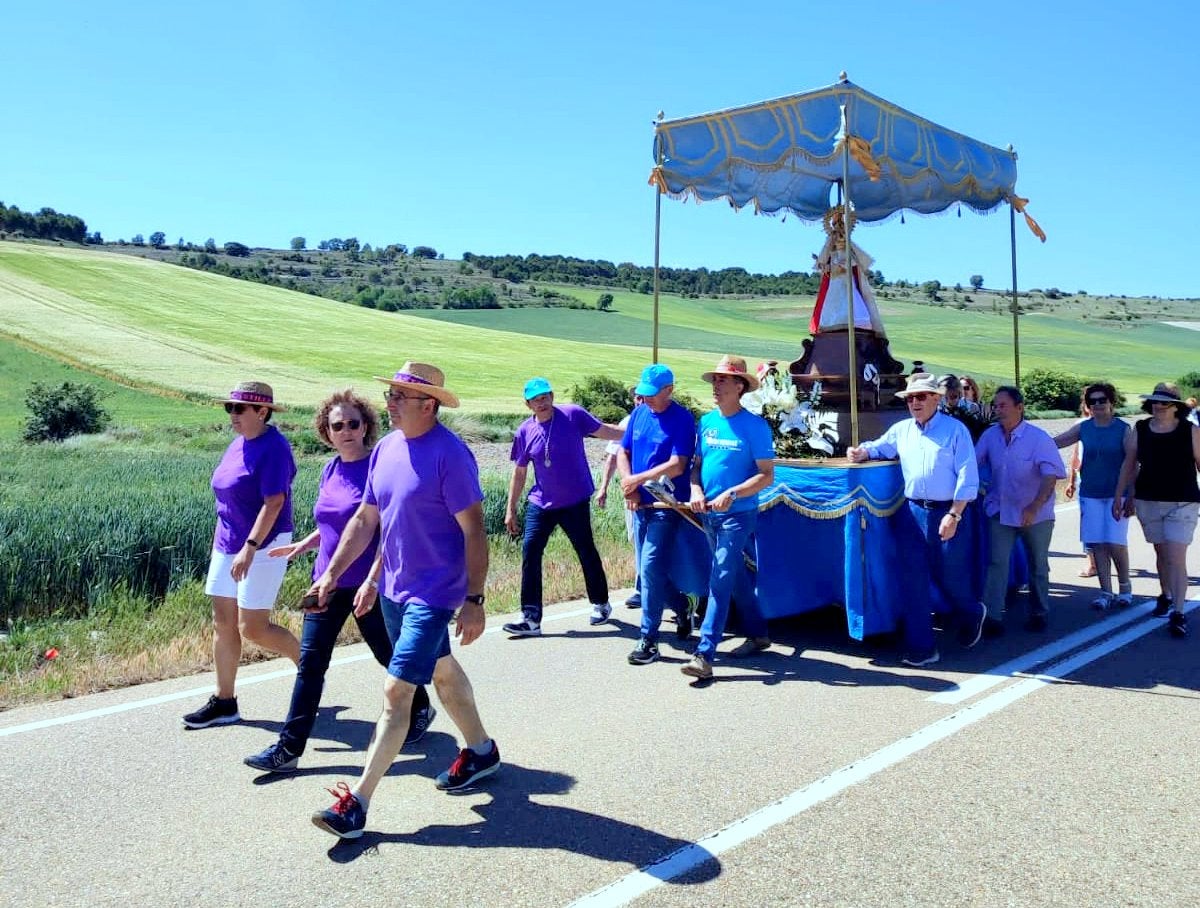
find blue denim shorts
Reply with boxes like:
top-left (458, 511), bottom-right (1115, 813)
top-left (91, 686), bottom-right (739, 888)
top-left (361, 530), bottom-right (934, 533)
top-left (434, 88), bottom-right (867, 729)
top-left (380, 597), bottom-right (453, 685)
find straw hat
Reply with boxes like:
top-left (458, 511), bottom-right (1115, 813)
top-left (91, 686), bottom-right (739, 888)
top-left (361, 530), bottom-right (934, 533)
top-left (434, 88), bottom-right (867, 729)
top-left (215, 381), bottom-right (286, 411)
top-left (1139, 381), bottom-right (1188, 415)
top-left (375, 362), bottom-right (460, 408)
top-left (894, 373), bottom-right (944, 399)
top-left (701, 355), bottom-right (760, 392)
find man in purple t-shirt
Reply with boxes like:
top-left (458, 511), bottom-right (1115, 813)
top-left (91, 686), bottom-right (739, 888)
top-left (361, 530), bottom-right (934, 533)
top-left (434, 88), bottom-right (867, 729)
top-left (502, 377), bottom-right (624, 636)
top-left (308, 362), bottom-right (499, 840)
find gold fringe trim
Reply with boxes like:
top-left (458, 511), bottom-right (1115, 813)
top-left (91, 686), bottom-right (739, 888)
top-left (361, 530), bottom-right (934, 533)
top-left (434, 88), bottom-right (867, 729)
top-left (758, 485), bottom-right (904, 519)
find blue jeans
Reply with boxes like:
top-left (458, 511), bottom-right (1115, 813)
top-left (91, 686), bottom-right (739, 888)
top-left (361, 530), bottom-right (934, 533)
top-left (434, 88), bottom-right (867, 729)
top-left (279, 587), bottom-right (429, 755)
top-left (696, 510), bottom-right (765, 660)
top-left (894, 501), bottom-right (976, 655)
top-left (520, 498), bottom-right (609, 622)
top-left (635, 507), bottom-right (689, 643)
top-left (984, 517), bottom-right (1054, 620)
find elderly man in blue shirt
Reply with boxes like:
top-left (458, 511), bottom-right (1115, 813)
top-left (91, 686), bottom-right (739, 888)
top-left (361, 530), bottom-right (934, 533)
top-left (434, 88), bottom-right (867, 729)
top-left (848, 373), bottom-right (987, 666)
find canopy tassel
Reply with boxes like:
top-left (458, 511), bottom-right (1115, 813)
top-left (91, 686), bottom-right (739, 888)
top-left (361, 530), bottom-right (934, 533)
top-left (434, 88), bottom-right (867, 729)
top-left (1006, 194), bottom-right (1046, 242)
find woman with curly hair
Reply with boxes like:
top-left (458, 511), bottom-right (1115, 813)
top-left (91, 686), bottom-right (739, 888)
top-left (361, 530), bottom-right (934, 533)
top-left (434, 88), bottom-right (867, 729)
top-left (243, 389), bottom-right (434, 773)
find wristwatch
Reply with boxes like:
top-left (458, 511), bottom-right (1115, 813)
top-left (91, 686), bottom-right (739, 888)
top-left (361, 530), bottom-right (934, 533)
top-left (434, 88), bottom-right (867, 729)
top-left (728, 491), bottom-right (738, 501)
top-left (947, 512), bottom-right (962, 522)
top-left (246, 538), bottom-right (260, 548)
top-left (464, 594), bottom-right (486, 606)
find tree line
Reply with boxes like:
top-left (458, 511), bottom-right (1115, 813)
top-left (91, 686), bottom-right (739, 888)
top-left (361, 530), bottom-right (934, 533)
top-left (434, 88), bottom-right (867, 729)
top-left (0, 202), bottom-right (89, 244)
top-left (461, 252), bottom-right (823, 298)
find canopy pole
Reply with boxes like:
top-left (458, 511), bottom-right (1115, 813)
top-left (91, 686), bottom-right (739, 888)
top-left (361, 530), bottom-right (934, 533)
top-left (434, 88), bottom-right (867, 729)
top-left (841, 106), bottom-right (860, 448)
top-left (1009, 190), bottom-right (1020, 386)
top-left (652, 130), bottom-right (664, 363)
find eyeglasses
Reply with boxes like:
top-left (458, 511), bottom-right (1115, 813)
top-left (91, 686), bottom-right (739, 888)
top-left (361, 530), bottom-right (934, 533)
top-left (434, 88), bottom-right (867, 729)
top-left (329, 419), bottom-right (362, 432)
top-left (906, 393), bottom-right (933, 403)
top-left (224, 403), bottom-right (255, 415)
top-left (384, 390), bottom-right (430, 403)
top-left (1086, 397), bottom-right (1109, 406)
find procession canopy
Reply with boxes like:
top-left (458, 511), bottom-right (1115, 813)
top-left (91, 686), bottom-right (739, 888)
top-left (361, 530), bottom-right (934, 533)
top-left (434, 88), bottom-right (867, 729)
top-left (650, 78), bottom-right (1028, 226)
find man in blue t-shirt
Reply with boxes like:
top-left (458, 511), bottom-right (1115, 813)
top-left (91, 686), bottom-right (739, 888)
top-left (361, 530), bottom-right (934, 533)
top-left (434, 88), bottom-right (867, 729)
top-left (683, 356), bottom-right (775, 680)
top-left (617, 364), bottom-right (697, 665)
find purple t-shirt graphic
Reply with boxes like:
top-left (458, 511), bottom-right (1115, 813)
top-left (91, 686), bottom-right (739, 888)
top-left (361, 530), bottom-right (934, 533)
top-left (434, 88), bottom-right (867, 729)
top-left (313, 455), bottom-right (379, 590)
top-left (210, 425), bottom-right (296, 554)
top-left (510, 403), bottom-right (603, 510)
top-left (364, 423), bottom-right (484, 609)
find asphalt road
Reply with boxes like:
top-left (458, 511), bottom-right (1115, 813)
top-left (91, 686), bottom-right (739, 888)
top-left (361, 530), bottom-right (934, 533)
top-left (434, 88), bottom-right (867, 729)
top-left (1, 503), bottom-right (1197, 908)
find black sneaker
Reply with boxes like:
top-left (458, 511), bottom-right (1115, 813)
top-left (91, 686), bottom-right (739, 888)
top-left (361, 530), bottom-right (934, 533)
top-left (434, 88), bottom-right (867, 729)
top-left (627, 638), bottom-right (659, 665)
top-left (625, 593), bottom-right (642, 609)
top-left (1024, 614), bottom-right (1048, 632)
top-left (244, 741), bottom-right (299, 773)
top-left (182, 695), bottom-right (240, 729)
top-left (982, 616), bottom-right (1006, 639)
top-left (1169, 611), bottom-right (1188, 639)
top-left (958, 601), bottom-right (987, 649)
top-left (311, 782), bottom-right (366, 839)
top-left (901, 648), bottom-right (939, 667)
top-left (1153, 594), bottom-right (1173, 618)
top-left (435, 743), bottom-right (501, 791)
top-left (675, 610), bottom-right (693, 640)
top-left (404, 706), bottom-right (437, 746)
top-left (502, 619), bottom-right (541, 637)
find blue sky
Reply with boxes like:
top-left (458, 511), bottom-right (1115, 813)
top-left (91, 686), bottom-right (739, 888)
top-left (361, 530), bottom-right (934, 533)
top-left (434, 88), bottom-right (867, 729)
top-left (5, 1), bottom-right (1198, 299)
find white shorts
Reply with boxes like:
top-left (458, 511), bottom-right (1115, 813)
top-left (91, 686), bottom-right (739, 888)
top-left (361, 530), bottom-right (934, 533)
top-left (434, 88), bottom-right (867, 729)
top-left (1079, 497), bottom-right (1129, 547)
top-left (203, 533), bottom-right (293, 609)
top-left (1136, 500), bottom-right (1200, 546)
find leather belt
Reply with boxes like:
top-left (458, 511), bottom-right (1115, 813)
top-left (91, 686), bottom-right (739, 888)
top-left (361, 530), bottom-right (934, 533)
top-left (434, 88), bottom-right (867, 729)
top-left (907, 498), bottom-right (952, 509)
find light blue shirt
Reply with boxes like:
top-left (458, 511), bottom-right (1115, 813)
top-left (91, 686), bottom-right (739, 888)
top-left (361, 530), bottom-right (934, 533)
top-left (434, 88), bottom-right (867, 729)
top-left (861, 411), bottom-right (979, 502)
top-left (975, 420), bottom-right (1066, 526)
top-left (697, 408), bottom-right (775, 512)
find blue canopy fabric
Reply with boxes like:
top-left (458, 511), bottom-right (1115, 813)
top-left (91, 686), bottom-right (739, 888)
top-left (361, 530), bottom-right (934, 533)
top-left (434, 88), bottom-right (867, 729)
top-left (651, 79), bottom-right (1024, 225)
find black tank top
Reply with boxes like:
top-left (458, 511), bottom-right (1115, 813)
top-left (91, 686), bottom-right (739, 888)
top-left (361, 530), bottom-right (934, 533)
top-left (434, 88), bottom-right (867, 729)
top-left (1134, 418), bottom-right (1200, 502)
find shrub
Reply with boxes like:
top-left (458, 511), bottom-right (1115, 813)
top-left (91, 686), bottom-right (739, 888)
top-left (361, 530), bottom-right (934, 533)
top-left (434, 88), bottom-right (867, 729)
top-left (1176, 371), bottom-right (1200, 396)
top-left (1019, 369), bottom-right (1125, 412)
top-left (22, 382), bottom-right (111, 442)
top-left (568, 375), bottom-right (635, 423)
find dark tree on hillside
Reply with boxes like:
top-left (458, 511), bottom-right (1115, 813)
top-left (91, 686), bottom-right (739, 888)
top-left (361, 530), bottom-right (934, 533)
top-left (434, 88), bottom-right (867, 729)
top-left (149, 231), bottom-right (166, 249)
top-left (290, 236), bottom-right (306, 251)
top-left (204, 237), bottom-right (217, 252)
top-left (597, 293), bottom-right (614, 311)
top-left (970, 274), bottom-right (984, 291)
top-left (412, 245), bottom-right (438, 259)
top-left (224, 241), bottom-right (250, 257)
top-left (132, 234), bottom-right (145, 246)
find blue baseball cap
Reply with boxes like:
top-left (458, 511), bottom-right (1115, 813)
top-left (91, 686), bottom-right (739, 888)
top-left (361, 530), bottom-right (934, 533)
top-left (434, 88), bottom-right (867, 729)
top-left (635, 364), bottom-right (674, 397)
top-left (523, 377), bottom-right (553, 400)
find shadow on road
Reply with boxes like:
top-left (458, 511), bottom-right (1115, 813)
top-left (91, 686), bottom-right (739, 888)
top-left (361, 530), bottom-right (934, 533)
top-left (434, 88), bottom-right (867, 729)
top-left (324, 761), bottom-right (721, 885)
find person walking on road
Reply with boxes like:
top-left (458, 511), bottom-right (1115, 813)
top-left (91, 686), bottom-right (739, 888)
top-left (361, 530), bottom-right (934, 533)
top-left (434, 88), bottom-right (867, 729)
top-left (683, 356), bottom-right (775, 681)
top-left (183, 381), bottom-right (300, 729)
top-left (975, 386), bottom-right (1067, 634)
top-left (244, 389), bottom-right (435, 773)
top-left (502, 378), bottom-right (624, 636)
top-left (617, 364), bottom-right (697, 665)
top-left (309, 362), bottom-right (498, 839)
top-left (1113, 382), bottom-right (1200, 638)
top-left (848, 372), bottom-right (986, 666)
top-left (1052, 383), bottom-right (1133, 610)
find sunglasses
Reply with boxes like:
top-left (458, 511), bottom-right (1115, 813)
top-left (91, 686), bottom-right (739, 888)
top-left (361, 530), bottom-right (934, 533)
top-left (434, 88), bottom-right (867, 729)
top-left (1086, 397), bottom-right (1109, 406)
top-left (906, 393), bottom-right (934, 403)
top-left (329, 419), bottom-right (362, 432)
top-left (384, 390), bottom-right (430, 402)
top-left (224, 403), bottom-right (259, 415)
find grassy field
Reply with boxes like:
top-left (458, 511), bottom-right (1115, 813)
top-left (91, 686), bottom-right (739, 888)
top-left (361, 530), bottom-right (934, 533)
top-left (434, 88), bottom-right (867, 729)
top-left (0, 242), bottom-right (721, 412)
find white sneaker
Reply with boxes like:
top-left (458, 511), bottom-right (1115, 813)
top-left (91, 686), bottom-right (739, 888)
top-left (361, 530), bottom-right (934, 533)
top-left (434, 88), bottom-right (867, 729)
top-left (1114, 591), bottom-right (1134, 608)
top-left (589, 602), bottom-right (612, 626)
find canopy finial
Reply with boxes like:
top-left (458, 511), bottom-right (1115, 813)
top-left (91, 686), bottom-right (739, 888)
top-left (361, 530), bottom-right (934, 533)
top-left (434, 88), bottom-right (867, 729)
top-left (656, 110), bottom-right (665, 121)
top-left (838, 71), bottom-right (848, 82)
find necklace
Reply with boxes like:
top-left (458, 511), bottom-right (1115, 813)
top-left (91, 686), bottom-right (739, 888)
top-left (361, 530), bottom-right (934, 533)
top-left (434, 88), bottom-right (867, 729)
top-left (540, 411), bottom-right (555, 467)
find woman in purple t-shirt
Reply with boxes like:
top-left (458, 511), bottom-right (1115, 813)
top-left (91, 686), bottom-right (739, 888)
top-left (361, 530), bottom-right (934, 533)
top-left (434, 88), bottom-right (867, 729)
top-left (241, 390), bottom-right (434, 773)
top-left (183, 381), bottom-right (301, 730)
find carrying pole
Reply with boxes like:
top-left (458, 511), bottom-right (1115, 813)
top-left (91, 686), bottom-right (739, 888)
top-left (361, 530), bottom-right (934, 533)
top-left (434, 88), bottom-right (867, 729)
top-left (841, 105), bottom-right (860, 447)
top-left (652, 126), bottom-right (664, 363)
top-left (1008, 146), bottom-right (1020, 386)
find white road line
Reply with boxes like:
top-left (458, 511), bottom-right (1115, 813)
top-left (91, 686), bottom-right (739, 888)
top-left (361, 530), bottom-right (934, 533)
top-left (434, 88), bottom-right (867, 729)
top-left (568, 602), bottom-right (1194, 908)
top-left (0, 606), bottom-right (598, 740)
top-left (928, 600), bottom-right (1152, 704)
